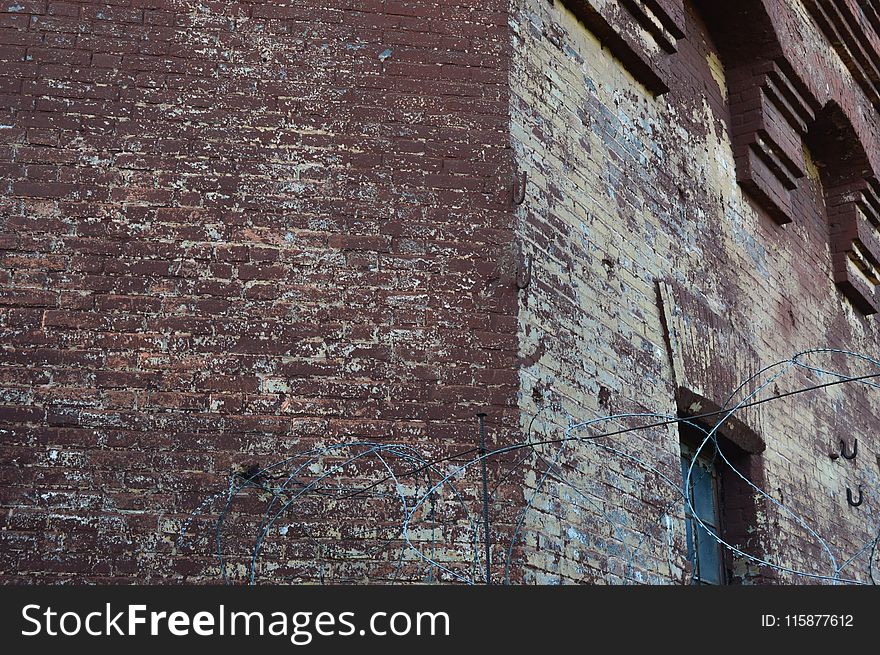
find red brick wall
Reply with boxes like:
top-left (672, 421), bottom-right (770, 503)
top-left (0, 0), bottom-right (518, 583)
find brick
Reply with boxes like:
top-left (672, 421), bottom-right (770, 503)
top-left (0, 0), bottom-right (875, 589)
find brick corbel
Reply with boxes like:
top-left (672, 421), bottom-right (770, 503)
top-left (558, 0), bottom-right (686, 95)
top-left (828, 178), bottom-right (880, 314)
top-left (728, 59), bottom-right (821, 224)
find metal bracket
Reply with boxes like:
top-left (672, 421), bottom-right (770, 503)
top-left (840, 439), bottom-right (858, 460)
top-left (513, 170), bottom-right (527, 206)
top-left (847, 485), bottom-right (863, 507)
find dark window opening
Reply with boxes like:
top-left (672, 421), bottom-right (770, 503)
top-left (680, 433), bottom-right (725, 584)
top-left (679, 417), bottom-right (765, 585)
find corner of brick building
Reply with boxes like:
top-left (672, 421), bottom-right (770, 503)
top-left (2, 0), bottom-right (880, 585)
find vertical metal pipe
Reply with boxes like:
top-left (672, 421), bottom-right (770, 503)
top-left (477, 412), bottom-right (491, 584)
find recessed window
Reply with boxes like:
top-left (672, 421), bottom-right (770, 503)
top-left (680, 434), bottom-right (726, 585)
top-left (675, 393), bottom-right (768, 584)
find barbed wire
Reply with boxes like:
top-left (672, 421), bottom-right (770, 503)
top-left (176, 348), bottom-right (880, 585)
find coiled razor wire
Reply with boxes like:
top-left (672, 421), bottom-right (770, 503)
top-left (176, 349), bottom-right (880, 584)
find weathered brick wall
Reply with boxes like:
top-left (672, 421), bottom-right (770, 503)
top-left (3, 0), bottom-right (878, 586)
top-left (0, 0), bottom-right (519, 583)
top-left (511, 0), bottom-right (880, 583)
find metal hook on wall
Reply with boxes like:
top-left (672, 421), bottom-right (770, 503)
top-left (513, 170), bottom-right (527, 206)
top-left (840, 439), bottom-right (858, 460)
top-left (846, 485), bottom-right (863, 507)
